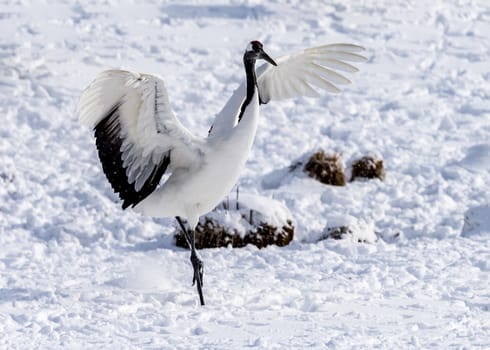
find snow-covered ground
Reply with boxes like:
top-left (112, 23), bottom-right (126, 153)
top-left (1, 0), bottom-right (489, 348)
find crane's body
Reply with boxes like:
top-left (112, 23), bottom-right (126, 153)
top-left (135, 89), bottom-right (260, 228)
top-left (77, 41), bottom-right (366, 306)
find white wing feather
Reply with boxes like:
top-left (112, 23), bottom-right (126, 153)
top-left (77, 70), bottom-right (204, 192)
top-left (257, 43), bottom-right (366, 103)
top-left (209, 43), bottom-right (366, 137)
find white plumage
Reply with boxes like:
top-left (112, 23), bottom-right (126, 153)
top-left (208, 43), bottom-right (365, 136)
top-left (77, 41), bottom-right (365, 305)
top-left (78, 71), bottom-right (203, 194)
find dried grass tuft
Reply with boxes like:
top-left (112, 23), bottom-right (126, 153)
top-left (350, 155), bottom-right (385, 181)
top-left (175, 212), bottom-right (294, 250)
top-left (303, 150), bottom-right (346, 186)
top-left (318, 225), bottom-right (378, 243)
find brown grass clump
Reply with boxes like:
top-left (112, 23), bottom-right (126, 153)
top-left (242, 220), bottom-right (294, 248)
top-left (303, 150), bottom-right (346, 186)
top-left (321, 226), bottom-right (352, 240)
top-left (319, 225), bottom-right (378, 243)
top-left (175, 217), bottom-right (239, 249)
top-left (350, 155), bottom-right (385, 181)
top-left (175, 212), bottom-right (294, 250)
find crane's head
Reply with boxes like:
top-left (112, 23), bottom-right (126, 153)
top-left (244, 40), bottom-right (277, 66)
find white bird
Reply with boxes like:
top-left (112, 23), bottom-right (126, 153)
top-left (77, 41), bottom-right (366, 305)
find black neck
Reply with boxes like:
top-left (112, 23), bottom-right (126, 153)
top-left (237, 56), bottom-right (257, 123)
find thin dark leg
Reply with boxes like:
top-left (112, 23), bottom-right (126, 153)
top-left (176, 216), bottom-right (191, 246)
top-left (190, 230), bottom-right (205, 306)
top-left (175, 217), bottom-right (205, 306)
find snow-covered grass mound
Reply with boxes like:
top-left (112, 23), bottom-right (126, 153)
top-left (350, 154), bottom-right (385, 182)
top-left (175, 193), bottom-right (294, 249)
top-left (462, 204), bottom-right (490, 237)
top-left (263, 150), bottom-right (386, 190)
top-left (262, 149), bottom-right (346, 189)
top-left (304, 150), bottom-right (346, 186)
top-left (319, 215), bottom-right (378, 244)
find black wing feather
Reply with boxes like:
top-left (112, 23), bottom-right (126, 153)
top-left (94, 103), bottom-right (170, 209)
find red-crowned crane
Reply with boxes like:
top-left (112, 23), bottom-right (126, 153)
top-left (77, 41), bottom-right (366, 305)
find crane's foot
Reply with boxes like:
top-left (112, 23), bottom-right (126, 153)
top-left (190, 250), bottom-right (205, 306)
top-left (175, 217), bottom-right (205, 305)
top-left (190, 251), bottom-right (204, 287)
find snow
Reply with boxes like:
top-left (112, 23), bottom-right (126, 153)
top-left (462, 204), bottom-right (490, 238)
top-left (1, 0), bottom-right (489, 349)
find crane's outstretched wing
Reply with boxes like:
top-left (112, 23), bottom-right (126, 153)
top-left (77, 70), bottom-right (204, 209)
top-left (209, 43), bottom-right (366, 137)
top-left (256, 44), bottom-right (366, 103)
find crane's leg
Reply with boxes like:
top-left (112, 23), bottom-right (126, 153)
top-left (176, 217), bottom-right (205, 306)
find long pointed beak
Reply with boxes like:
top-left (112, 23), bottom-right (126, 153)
top-left (260, 49), bottom-right (277, 66)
